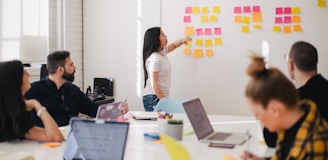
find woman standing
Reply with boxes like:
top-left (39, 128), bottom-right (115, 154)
top-left (0, 60), bottom-right (64, 142)
top-left (142, 27), bottom-right (192, 111)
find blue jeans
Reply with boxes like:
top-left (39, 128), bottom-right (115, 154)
top-left (142, 94), bottom-right (159, 112)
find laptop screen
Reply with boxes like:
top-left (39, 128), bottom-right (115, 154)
top-left (182, 98), bottom-right (214, 140)
top-left (64, 118), bottom-right (129, 160)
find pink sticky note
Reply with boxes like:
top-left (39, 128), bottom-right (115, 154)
top-left (284, 16), bottom-right (292, 23)
top-left (205, 28), bottom-right (212, 35)
top-left (276, 7), bottom-right (283, 14)
top-left (243, 6), bottom-right (251, 13)
top-left (185, 7), bottom-right (192, 14)
top-left (214, 28), bottom-right (222, 35)
top-left (284, 7), bottom-right (292, 14)
top-left (253, 6), bottom-right (260, 12)
top-left (234, 7), bottom-right (242, 14)
top-left (275, 17), bottom-right (283, 24)
top-left (184, 16), bottom-right (191, 23)
top-left (196, 28), bottom-right (203, 36)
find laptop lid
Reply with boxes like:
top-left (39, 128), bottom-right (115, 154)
top-left (63, 118), bottom-right (129, 160)
top-left (96, 102), bottom-right (121, 120)
top-left (182, 98), bottom-right (215, 140)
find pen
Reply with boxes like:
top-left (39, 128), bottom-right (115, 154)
top-left (122, 97), bottom-right (127, 118)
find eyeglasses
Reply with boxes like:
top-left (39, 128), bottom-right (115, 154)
top-left (284, 54), bottom-right (289, 62)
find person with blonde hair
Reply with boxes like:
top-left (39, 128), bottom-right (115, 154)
top-left (0, 60), bottom-right (64, 142)
top-left (241, 55), bottom-right (328, 160)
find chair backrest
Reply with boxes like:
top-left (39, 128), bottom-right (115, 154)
top-left (40, 64), bottom-right (48, 79)
top-left (154, 98), bottom-right (187, 113)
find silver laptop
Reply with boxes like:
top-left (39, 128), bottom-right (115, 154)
top-left (63, 118), bottom-right (129, 160)
top-left (182, 98), bottom-right (249, 145)
top-left (96, 102), bottom-right (121, 120)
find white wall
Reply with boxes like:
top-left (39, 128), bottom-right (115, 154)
top-left (83, 0), bottom-right (328, 116)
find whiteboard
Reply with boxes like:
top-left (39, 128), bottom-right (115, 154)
top-left (160, 0), bottom-right (328, 115)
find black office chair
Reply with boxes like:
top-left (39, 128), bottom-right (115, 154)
top-left (40, 64), bottom-right (48, 79)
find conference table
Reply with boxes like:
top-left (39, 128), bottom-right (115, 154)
top-left (0, 111), bottom-right (275, 160)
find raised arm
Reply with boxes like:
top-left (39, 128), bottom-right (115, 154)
top-left (167, 36), bottom-right (192, 53)
top-left (24, 99), bottom-right (64, 142)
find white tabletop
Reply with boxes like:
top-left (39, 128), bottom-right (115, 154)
top-left (0, 111), bottom-right (275, 160)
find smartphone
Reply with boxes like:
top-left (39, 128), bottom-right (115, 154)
top-left (208, 143), bottom-right (235, 148)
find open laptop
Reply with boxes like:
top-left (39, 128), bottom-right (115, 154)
top-left (182, 98), bottom-right (250, 145)
top-left (63, 118), bottom-right (129, 160)
top-left (96, 102), bottom-right (121, 120)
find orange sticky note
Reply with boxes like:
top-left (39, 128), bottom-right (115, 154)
top-left (234, 16), bottom-right (242, 23)
top-left (184, 48), bottom-right (191, 55)
top-left (252, 12), bottom-right (262, 22)
top-left (206, 50), bottom-right (213, 57)
top-left (41, 143), bottom-right (61, 148)
top-left (193, 49), bottom-right (203, 58)
top-left (283, 26), bottom-right (292, 33)
top-left (223, 153), bottom-right (236, 160)
top-left (293, 25), bottom-right (302, 32)
top-left (185, 26), bottom-right (194, 36)
top-left (242, 26), bottom-right (250, 33)
top-left (273, 26), bottom-right (281, 32)
top-left (292, 16), bottom-right (301, 23)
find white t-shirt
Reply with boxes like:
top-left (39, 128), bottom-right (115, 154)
top-left (143, 46), bottom-right (171, 97)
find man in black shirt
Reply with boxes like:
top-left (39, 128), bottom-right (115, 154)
top-left (25, 50), bottom-right (128, 127)
top-left (263, 41), bottom-right (328, 147)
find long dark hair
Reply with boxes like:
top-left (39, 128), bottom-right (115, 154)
top-left (143, 27), bottom-right (161, 87)
top-left (0, 60), bottom-right (28, 141)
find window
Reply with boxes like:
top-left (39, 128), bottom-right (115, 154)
top-left (1, 0), bottom-right (48, 61)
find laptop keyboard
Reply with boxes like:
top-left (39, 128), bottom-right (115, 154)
top-left (208, 132), bottom-right (232, 140)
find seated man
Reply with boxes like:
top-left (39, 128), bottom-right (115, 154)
top-left (263, 41), bottom-right (328, 147)
top-left (25, 50), bottom-right (128, 127)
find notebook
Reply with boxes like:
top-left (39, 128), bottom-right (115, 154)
top-left (96, 102), bottom-right (121, 120)
top-left (182, 98), bottom-right (249, 145)
top-left (63, 118), bottom-right (129, 160)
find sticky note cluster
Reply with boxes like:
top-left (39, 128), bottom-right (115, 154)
top-left (233, 5), bottom-right (263, 33)
top-left (273, 7), bottom-right (302, 33)
top-left (184, 5), bottom-right (223, 58)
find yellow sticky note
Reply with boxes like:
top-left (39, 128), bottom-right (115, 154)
top-left (243, 16), bottom-right (251, 24)
top-left (183, 48), bottom-right (191, 55)
top-left (205, 40), bottom-right (212, 47)
top-left (273, 26), bottom-right (281, 32)
top-left (284, 26), bottom-right (292, 33)
top-left (213, 6), bottom-right (220, 13)
top-left (293, 25), bottom-right (302, 32)
top-left (185, 41), bottom-right (192, 47)
top-left (209, 15), bottom-right (217, 22)
top-left (252, 12), bottom-right (262, 22)
top-left (195, 39), bottom-right (203, 46)
top-left (201, 16), bottom-right (208, 23)
top-left (254, 24), bottom-right (262, 29)
top-left (185, 26), bottom-right (194, 36)
top-left (206, 50), bottom-right (213, 57)
top-left (292, 7), bottom-right (301, 14)
top-left (234, 16), bottom-right (242, 23)
top-left (223, 153), bottom-right (236, 160)
top-left (160, 134), bottom-right (191, 160)
top-left (192, 7), bottom-right (200, 13)
top-left (242, 26), bottom-right (250, 33)
top-left (292, 16), bottom-right (301, 23)
top-left (318, 0), bottom-right (327, 7)
top-left (202, 7), bottom-right (209, 14)
top-left (193, 49), bottom-right (203, 58)
top-left (214, 38), bottom-right (222, 45)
